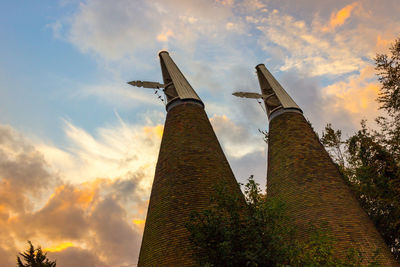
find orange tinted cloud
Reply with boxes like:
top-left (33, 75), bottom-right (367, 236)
top-left (323, 66), bottom-right (382, 122)
top-left (133, 219), bottom-right (145, 224)
top-left (133, 219), bottom-right (145, 231)
top-left (48, 183), bottom-right (98, 211)
top-left (157, 30), bottom-right (174, 42)
top-left (376, 35), bottom-right (395, 54)
top-left (322, 2), bottom-right (358, 32)
top-left (333, 83), bottom-right (379, 113)
top-left (44, 242), bottom-right (75, 252)
top-left (215, 0), bottom-right (234, 6)
top-left (143, 124), bottom-right (164, 139)
top-left (209, 114), bottom-right (264, 158)
top-left (0, 123), bottom-right (150, 266)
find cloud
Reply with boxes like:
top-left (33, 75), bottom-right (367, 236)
top-left (216, 0), bottom-right (234, 6)
top-left (277, 70), bottom-right (358, 136)
top-left (55, 0), bottom-right (400, 89)
top-left (26, 183), bottom-right (93, 241)
top-left (0, 125), bottom-right (59, 264)
top-left (37, 118), bottom-right (162, 189)
top-left (255, 11), bottom-right (365, 76)
top-left (322, 2), bottom-right (358, 32)
top-left (89, 196), bottom-right (142, 266)
top-left (322, 65), bottom-right (383, 126)
top-left (33, 175), bottom-right (143, 266)
top-left (0, 119), bottom-right (164, 266)
top-left (209, 114), bottom-right (267, 187)
top-left (157, 29), bottom-right (174, 42)
top-left (44, 241), bottom-right (75, 252)
top-left (49, 247), bottom-right (108, 267)
top-left (277, 64), bottom-right (385, 138)
top-left (68, 0), bottom-right (158, 60)
top-left (240, 1), bottom-right (400, 79)
top-left (229, 150), bottom-right (267, 190)
top-left (65, 0), bottom-right (235, 61)
top-left (0, 246), bottom-right (14, 267)
top-left (210, 114), bottom-right (264, 158)
top-left (53, 0), bottom-right (400, 188)
top-left (49, 0), bottom-right (400, 145)
top-left (0, 125), bottom-right (57, 213)
top-left (7, 172), bottom-right (145, 267)
top-left (75, 82), bottom-right (160, 109)
top-left (55, 0), bottom-right (400, 142)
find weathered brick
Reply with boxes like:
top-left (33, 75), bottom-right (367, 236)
top-left (267, 111), bottom-right (398, 266)
top-left (138, 102), bottom-right (244, 266)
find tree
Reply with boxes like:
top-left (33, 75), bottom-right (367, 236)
top-left (374, 38), bottom-right (400, 261)
top-left (375, 37), bottom-right (400, 159)
top-left (320, 38), bottom-right (400, 262)
top-left (375, 38), bottom-right (400, 115)
top-left (320, 123), bottom-right (346, 169)
top-left (321, 122), bottom-right (400, 262)
top-left (186, 177), bottom-right (373, 266)
top-left (17, 241), bottom-right (56, 267)
top-left (347, 123), bottom-right (399, 258)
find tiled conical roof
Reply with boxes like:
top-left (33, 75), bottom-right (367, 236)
top-left (137, 53), bottom-right (244, 266)
top-left (259, 64), bottom-right (398, 266)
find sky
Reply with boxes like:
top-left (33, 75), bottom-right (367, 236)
top-left (1, 0), bottom-right (399, 266)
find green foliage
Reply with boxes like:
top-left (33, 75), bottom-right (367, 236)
top-left (375, 37), bottom-right (400, 159)
top-left (321, 123), bottom-right (345, 168)
top-left (319, 38), bottom-right (400, 262)
top-left (293, 227), bottom-right (380, 267)
top-left (17, 241), bottom-right (56, 267)
top-left (321, 122), bottom-right (400, 262)
top-left (375, 38), bottom-right (400, 115)
top-left (186, 176), bottom-right (374, 266)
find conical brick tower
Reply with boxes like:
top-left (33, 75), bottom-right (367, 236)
top-left (136, 52), bottom-right (244, 266)
top-left (256, 64), bottom-right (398, 266)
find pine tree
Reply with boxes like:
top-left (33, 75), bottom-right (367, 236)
top-left (17, 241), bottom-right (56, 267)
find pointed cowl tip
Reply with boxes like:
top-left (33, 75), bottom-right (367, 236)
top-left (255, 63), bottom-right (266, 69)
top-left (158, 50), bottom-right (169, 57)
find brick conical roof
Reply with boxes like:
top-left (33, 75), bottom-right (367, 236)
top-left (259, 65), bottom-right (398, 266)
top-left (137, 53), bottom-right (244, 266)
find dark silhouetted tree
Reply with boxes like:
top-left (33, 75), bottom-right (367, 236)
top-left (321, 123), bottom-right (345, 168)
top-left (375, 38), bottom-right (400, 115)
top-left (17, 241), bottom-right (56, 267)
top-left (375, 37), bottom-right (400, 159)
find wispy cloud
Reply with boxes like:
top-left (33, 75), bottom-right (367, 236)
top-left (0, 117), bottom-right (163, 266)
top-left (65, 0), bottom-right (235, 61)
top-left (210, 114), bottom-right (264, 158)
top-left (210, 114), bottom-right (267, 186)
top-left (37, 117), bottom-right (162, 188)
top-left (322, 2), bottom-right (358, 32)
top-left (53, 0), bottom-right (400, 141)
top-left (322, 65), bottom-right (382, 125)
top-left (254, 10), bottom-right (365, 76)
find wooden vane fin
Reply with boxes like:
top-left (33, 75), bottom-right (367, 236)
top-left (127, 80), bottom-right (165, 89)
top-left (232, 91), bottom-right (268, 99)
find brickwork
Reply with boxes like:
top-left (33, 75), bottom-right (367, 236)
top-left (138, 102), bottom-right (244, 266)
top-left (267, 111), bottom-right (398, 266)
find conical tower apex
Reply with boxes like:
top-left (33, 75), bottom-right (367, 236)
top-left (159, 51), bottom-right (204, 111)
top-left (255, 64), bottom-right (302, 120)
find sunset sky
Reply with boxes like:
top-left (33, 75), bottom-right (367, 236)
top-left (1, 0), bottom-right (400, 266)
